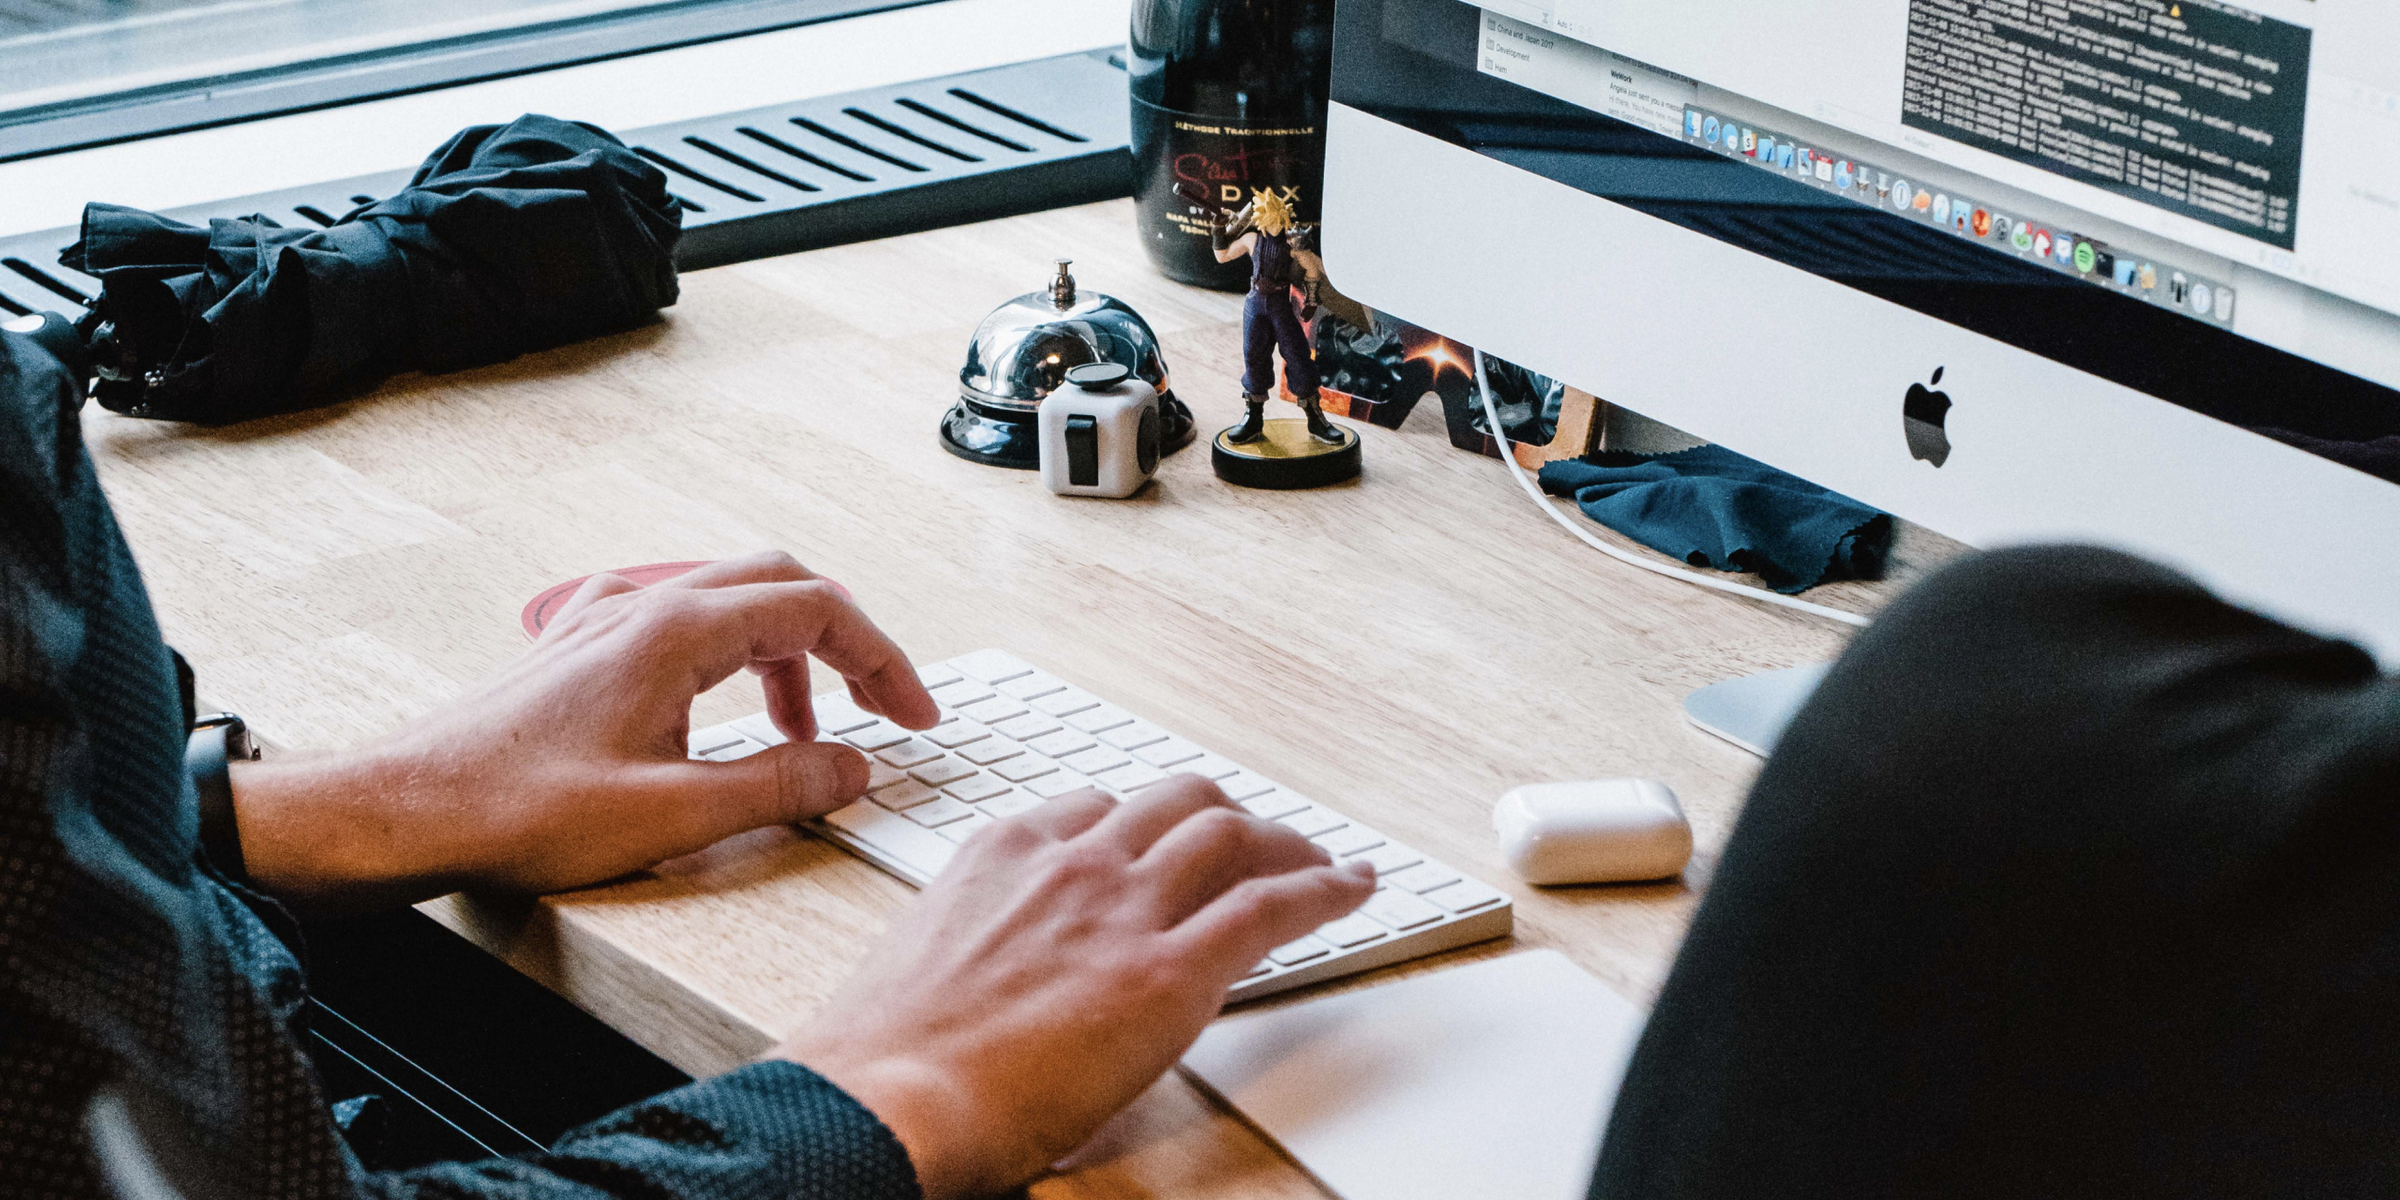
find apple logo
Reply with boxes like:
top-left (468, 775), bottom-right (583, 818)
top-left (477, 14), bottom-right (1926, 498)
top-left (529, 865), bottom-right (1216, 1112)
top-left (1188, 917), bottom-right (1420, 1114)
top-left (1903, 367), bottom-right (1952, 467)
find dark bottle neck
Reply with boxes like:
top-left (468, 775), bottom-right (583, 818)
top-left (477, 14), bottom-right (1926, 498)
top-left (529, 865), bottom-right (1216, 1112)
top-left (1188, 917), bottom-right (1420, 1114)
top-left (1128, 0), bottom-right (1335, 119)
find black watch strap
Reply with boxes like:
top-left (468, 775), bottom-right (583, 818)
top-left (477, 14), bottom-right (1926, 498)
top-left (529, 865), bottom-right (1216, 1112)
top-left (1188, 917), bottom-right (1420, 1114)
top-left (187, 714), bottom-right (259, 879)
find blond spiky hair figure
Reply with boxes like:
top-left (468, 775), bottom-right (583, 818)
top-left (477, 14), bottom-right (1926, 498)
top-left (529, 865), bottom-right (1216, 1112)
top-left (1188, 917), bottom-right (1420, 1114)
top-left (1250, 190), bottom-right (1297, 237)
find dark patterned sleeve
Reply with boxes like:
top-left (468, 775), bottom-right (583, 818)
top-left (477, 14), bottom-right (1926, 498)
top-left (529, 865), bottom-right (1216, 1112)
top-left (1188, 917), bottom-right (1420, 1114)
top-left (360, 1061), bottom-right (922, 1200)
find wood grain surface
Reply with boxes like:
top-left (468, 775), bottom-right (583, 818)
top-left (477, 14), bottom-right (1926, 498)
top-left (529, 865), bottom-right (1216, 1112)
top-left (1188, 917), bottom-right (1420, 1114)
top-left (86, 198), bottom-right (1961, 1198)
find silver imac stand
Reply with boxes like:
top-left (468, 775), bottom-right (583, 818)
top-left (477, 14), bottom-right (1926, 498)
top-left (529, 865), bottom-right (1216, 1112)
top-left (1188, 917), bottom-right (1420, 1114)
top-left (1682, 663), bottom-right (1830, 758)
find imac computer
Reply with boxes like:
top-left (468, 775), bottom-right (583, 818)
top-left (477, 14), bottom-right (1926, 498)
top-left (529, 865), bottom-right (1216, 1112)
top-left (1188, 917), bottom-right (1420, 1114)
top-left (1321, 0), bottom-right (2400, 678)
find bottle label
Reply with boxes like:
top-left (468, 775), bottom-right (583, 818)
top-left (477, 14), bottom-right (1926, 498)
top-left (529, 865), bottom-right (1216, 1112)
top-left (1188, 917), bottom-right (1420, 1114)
top-left (1131, 97), bottom-right (1327, 290)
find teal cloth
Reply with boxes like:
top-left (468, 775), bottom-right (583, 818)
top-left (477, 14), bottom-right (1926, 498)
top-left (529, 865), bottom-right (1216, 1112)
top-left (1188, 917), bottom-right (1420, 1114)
top-left (1538, 445), bottom-right (1891, 594)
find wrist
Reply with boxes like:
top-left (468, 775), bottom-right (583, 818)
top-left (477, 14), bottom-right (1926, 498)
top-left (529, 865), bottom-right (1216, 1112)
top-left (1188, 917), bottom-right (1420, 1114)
top-left (777, 1038), bottom-right (999, 1200)
top-left (229, 749), bottom-right (456, 909)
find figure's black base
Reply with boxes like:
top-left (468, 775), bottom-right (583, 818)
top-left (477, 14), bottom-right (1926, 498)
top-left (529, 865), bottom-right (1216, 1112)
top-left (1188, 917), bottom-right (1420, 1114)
top-left (1211, 418), bottom-right (1361, 489)
top-left (942, 392), bottom-right (1195, 469)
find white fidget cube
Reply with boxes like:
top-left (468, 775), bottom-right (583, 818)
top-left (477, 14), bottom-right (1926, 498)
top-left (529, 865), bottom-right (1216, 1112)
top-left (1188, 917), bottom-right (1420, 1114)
top-left (1039, 363), bottom-right (1160, 498)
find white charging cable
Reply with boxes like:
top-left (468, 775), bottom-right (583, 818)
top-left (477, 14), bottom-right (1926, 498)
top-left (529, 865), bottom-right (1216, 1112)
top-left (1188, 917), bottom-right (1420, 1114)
top-left (1474, 353), bottom-right (1873, 629)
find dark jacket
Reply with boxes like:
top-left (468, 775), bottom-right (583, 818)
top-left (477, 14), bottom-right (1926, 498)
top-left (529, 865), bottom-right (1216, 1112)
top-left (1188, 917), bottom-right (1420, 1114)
top-left (0, 326), bottom-right (921, 1200)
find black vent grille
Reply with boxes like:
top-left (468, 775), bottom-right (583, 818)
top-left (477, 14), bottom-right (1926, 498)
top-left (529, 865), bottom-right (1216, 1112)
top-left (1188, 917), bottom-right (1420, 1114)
top-left (0, 49), bottom-right (1128, 319)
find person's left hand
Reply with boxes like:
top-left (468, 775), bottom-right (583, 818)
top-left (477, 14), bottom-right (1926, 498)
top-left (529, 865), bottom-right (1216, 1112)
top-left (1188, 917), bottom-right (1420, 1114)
top-left (228, 551), bottom-right (940, 909)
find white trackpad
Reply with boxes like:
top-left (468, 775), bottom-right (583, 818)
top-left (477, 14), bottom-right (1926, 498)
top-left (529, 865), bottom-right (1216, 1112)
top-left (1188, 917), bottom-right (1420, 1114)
top-left (1181, 950), bottom-right (1646, 1200)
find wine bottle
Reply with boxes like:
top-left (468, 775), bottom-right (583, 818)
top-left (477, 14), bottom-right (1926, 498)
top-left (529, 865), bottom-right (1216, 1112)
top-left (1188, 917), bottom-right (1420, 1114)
top-left (1128, 0), bottom-right (1336, 292)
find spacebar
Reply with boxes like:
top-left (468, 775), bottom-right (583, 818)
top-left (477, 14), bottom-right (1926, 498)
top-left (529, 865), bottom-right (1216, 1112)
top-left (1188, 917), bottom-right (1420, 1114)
top-left (818, 801), bottom-right (955, 885)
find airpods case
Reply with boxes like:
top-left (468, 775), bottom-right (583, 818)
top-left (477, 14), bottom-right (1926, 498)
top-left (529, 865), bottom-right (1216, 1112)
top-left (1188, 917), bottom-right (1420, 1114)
top-left (1494, 779), bottom-right (1693, 884)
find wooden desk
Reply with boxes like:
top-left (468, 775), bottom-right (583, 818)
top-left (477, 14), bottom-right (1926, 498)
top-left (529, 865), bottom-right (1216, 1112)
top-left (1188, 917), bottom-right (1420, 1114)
top-left (87, 198), bottom-right (1951, 1197)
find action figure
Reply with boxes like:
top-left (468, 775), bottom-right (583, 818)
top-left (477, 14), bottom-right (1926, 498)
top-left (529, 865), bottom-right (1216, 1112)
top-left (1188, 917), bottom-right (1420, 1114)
top-left (1212, 191), bottom-right (1341, 444)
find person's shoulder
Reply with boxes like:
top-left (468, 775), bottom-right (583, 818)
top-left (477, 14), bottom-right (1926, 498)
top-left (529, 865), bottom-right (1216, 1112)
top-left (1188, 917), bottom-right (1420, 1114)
top-left (0, 333), bottom-right (85, 498)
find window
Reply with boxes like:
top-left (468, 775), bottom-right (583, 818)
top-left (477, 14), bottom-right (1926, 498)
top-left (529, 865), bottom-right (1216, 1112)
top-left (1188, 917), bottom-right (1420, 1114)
top-left (0, 0), bottom-right (930, 161)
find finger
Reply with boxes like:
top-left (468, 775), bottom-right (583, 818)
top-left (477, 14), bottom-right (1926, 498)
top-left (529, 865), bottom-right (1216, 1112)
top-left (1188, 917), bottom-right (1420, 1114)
top-left (660, 553), bottom-right (846, 727)
top-left (546, 571), bottom-right (640, 633)
top-left (662, 551), bottom-right (859, 606)
top-left (760, 653), bottom-right (815, 742)
top-left (1133, 806), bottom-right (1332, 928)
top-left (636, 740), bottom-right (873, 851)
top-left (1084, 774), bottom-right (1239, 858)
top-left (1010, 787), bottom-right (1117, 842)
top-left (659, 550), bottom-right (814, 591)
top-left (672, 581), bottom-right (938, 736)
top-left (652, 553), bottom-right (879, 743)
top-left (1173, 861), bottom-right (1377, 984)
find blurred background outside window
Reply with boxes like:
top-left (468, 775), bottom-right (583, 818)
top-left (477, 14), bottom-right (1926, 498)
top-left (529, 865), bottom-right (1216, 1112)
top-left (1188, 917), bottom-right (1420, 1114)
top-left (0, 0), bottom-right (914, 159)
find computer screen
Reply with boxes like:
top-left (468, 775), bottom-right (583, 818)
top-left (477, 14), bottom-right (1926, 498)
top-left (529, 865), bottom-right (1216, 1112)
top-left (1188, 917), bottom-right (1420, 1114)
top-left (1331, 0), bottom-right (2400, 483)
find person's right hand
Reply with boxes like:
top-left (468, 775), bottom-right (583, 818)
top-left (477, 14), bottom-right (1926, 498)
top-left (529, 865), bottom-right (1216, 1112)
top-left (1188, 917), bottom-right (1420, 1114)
top-left (777, 776), bottom-right (1376, 1199)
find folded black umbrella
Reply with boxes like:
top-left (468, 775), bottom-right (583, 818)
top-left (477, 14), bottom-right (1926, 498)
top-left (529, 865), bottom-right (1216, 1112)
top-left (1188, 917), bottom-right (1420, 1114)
top-left (61, 114), bottom-right (680, 424)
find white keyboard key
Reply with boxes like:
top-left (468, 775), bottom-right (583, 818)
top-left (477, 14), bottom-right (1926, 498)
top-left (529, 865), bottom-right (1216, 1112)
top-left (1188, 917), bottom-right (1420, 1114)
top-left (957, 740), bottom-right (1024, 766)
top-left (1217, 773), bottom-right (1276, 801)
top-left (1425, 880), bottom-right (1507, 914)
top-left (1026, 771), bottom-right (1096, 799)
top-left (866, 761), bottom-right (909, 791)
top-left (1392, 868), bottom-right (1459, 897)
top-left (1026, 730), bottom-right (1095, 757)
top-left (703, 738), bottom-right (768, 762)
top-left (1095, 762), bottom-right (1168, 791)
top-left (909, 759), bottom-right (977, 787)
top-left (1066, 705), bottom-right (1136, 734)
top-left (1184, 754), bottom-right (1242, 780)
top-left (689, 727), bottom-right (746, 757)
top-left (1315, 914), bottom-right (1389, 948)
top-left (936, 812), bottom-right (996, 844)
top-left (1240, 791), bottom-right (1309, 821)
top-left (1060, 746), bottom-right (1130, 775)
top-left (876, 738), bottom-right (944, 768)
top-left (917, 663), bottom-right (964, 689)
top-left (998, 674), bottom-right (1067, 700)
top-left (1135, 738), bottom-right (1204, 768)
top-left (980, 790), bottom-right (1047, 818)
top-left (1279, 807), bottom-right (1347, 838)
top-left (905, 796), bottom-right (977, 828)
top-left (926, 722), bottom-right (990, 749)
top-left (992, 757), bottom-right (1059, 783)
top-left (842, 723), bottom-right (912, 752)
top-left (1100, 722), bottom-right (1169, 751)
top-left (1033, 688), bottom-right (1103, 717)
top-left (1242, 961), bottom-right (1274, 979)
top-left (947, 776), bottom-right (1015, 804)
top-left (730, 712), bottom-right (794, 745)
top-left (1313, 826), bottom-right (1385, 858)
top-left (1352, 843), bottom-right (1425, 876)
top-left (872, 780), bottom-right (940, 811)
top-left (952, 649), bottom-right (1033, 683)
top-left (960, 697), bottom-right (1029, 724)
top-left (990, 713), bottom-right (1061, 741)
top-left (928, 680), bottom-right (995, 707)
top-left (1362, 890), bottom-right (1444, 931)
top-left (1268, 936), bottom-right (1332, 965)
top-left (1385, 863), bottom-right (1462, 894)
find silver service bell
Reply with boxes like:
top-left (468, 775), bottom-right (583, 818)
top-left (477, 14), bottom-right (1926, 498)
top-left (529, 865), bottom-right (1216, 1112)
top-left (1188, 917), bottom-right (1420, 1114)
top-left (942, 259), bottom-right (1194, 468)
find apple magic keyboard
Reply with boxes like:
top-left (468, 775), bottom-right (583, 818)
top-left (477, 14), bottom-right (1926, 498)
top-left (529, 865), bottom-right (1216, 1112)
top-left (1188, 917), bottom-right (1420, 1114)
top-left (687, 649), bottom-right (1513, 1002)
